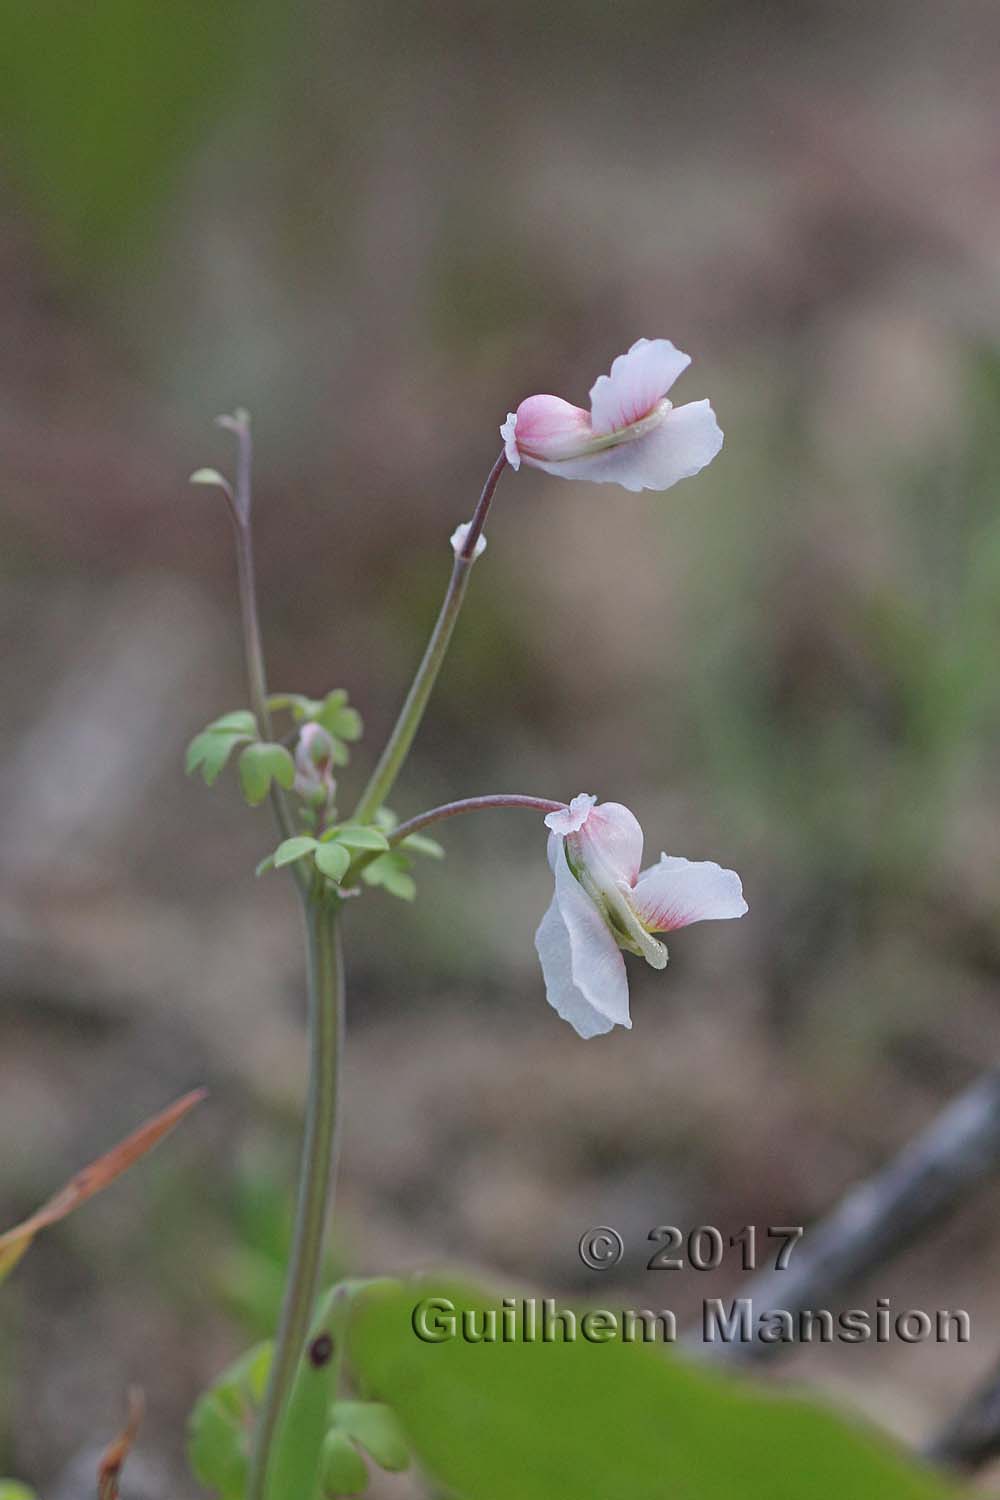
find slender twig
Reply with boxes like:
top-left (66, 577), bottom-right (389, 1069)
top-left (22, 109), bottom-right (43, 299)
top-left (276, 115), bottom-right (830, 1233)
top-left (925, 1351), bottom-right (1000, 1472)
top-left (218, 412), bottom-right (301, 861)
top-left (248, 896), bottom-right (346, 1500)
top-left (351, 451), bottom-right (507, 825)
top-left (690, 1070), bottom-right (1000, 1364)
top-left (390, 794), bottom-right (566, 845)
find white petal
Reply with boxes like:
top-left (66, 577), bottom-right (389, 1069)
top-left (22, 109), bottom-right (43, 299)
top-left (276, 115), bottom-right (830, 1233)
top-left (522, 399), bottom-right (723, 493)
top-left (545, 793), bottom-right (596, 836)
top-left (450, 522), bottom-right (487, 559)
top-left (589, 339), bottom-right (691, 436)
top-left (577, 800), bottom-right (644, 886)
top-left (631, 854), bottom-right (747, 933)
top-left (534, 844), bottom-right (631, 1038)
top-left (500, 412), bottom-right (521, 469)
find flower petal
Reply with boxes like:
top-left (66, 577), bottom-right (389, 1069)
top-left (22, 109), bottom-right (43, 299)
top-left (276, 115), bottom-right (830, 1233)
top-left (589, 339), bottom-right (691, 436)
top-left (500, 412), bottom-right (520, 469)
top-left (507, 394), bottom-right (593, 463)
top-left (576, 800), bottom-right (644, 887)
top-left (450, 522), bottom-right (487, 559)
top-left (518, 399), bottom-right (722, 492)
top-left (631, 854), bottom-right (747, 933)
top-left (545, 793), bottom-right (596, 836)
top-left (535, 842), bottom-right (631, 1038)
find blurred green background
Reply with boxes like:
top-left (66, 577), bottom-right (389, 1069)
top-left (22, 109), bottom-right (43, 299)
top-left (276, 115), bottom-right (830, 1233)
top-left (2, 1), bottom-right (1000, 1494)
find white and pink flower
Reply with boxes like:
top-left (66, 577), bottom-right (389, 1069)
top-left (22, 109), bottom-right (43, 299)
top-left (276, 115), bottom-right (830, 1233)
top-left (535, 793), bottom-right (746, 1038)
top-left (501, 338), bottom-right (722, 493)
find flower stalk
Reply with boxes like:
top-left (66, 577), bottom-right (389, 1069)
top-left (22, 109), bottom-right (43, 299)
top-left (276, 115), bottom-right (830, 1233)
top-left (351, 450), bottom-right (507, 825)
top-left (249, 893), bottom-right (345, 1500)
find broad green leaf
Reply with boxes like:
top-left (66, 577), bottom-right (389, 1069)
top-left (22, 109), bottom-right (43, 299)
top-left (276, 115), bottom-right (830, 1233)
top-left (320, 1431), bottom-right (368, 1495)
top-left (350, 1280), bottom-right (959, 1500)
top-left (314, 843), bottom-right (351, 883)
top-left (273, 836), bottom-right (318, 869)
top-left (255, 854), bottom-right (276, 878)
top-left (0, 1483), bottom-right (37, 1499)
top-left (400, 832), bottom-right (445, 859)
top-left (238, 742), bottom-right (296, 806)
top-left (267, 1287), bottom-right (343, 1500)
top-left (334, 1401), bottom-right (409, 1473)
top-left (327, 824), bottom-right (390, 852)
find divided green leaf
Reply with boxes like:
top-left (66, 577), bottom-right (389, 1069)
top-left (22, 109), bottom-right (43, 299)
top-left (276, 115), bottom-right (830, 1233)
top-left (185, 730), bottom-right (249, 786)
top-left (238, 742), bottom-right (296, 806)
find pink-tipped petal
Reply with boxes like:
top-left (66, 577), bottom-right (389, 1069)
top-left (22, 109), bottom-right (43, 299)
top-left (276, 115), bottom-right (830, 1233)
top-left (524, 398), bottom-right (722, 492)
top-left (535, 842), bottom-right (631, 1038)
top-left (631, 854), bottom-right (747, 934)
top-left (576, 800), bottom-right (645, 886)
top-left (589, 339), bottom-right (691, 436)
top-left (545, 793), bottom-right (597, 836)
top-left (507, 394), bottom-right (593, 462)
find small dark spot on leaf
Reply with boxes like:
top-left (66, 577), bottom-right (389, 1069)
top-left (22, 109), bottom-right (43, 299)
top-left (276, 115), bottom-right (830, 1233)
top-left (309, 1332), bottom-right (334, 1367)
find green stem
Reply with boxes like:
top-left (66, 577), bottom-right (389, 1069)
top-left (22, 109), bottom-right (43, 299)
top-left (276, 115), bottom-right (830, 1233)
top-left (352, 450), bottom-right (507, 824)
top-left (248, 896), bottom-right (346, 1500)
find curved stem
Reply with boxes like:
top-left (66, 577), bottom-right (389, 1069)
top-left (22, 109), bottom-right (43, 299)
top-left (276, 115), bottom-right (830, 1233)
top-left (390, 794), bottom-right (566, 845)
top-left (352, 451), bottom-right (508, 825)
top-left (248, 897), bottom-right (345, 1500)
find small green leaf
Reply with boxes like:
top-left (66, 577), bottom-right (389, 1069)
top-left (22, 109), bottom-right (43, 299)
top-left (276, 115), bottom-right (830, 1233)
top-left (314, 843), bottom-right (351, 883)
top-left (255, 854), bottom-right (276, 878)
top-left (374, 807), bottom-right (398, 832)
top-left (185, 730), bottom-right (248, 786)
top-left (239, 743), bottom-right (296, 806)
top-left (274, 837), bottom-right (318, 868)
top-left (401, 832), bottom-right (445, 859)
top-left (362, 853), bottom-right (416, 901)
top-left (208, 710), bottom-right (259, 736)
top-left (328, 824), bottom-right (390, 852)
top-left (187, 1388), bottom-right (249, 1500)
top-left (0, 1483), bottom-right (38, 1500)
top-left (320, 1431), bottom-right (369, 1496)
top-left (316, 691), bottom-right (363, 742)
top-left (334, 1401), bottom-right (410, 1473)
